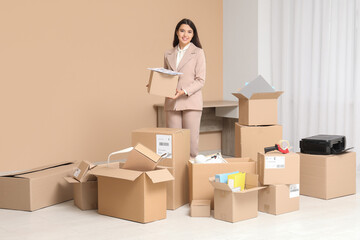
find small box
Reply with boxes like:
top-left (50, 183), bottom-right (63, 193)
top-left (65, 177), bottom-right (98, 210)
top-left (122, 143), bottom-right (164, 171)
top-left (299, 152), bottom-right (356, 199)
top-left (209, 174), bottom-right (264, 223)
top-left (215, 171), bottom-right (239, 183)
top-left (147, 69), bottom-right (179, 98)
top-left (235, 123), bottom-right (283, 173)
top-left (258, 184), bottom-right (300, 215)
top-left (91, 166), bottom-right (174, 223)
top-left (190, 200), bottom-right (211, 217)
top-left (189, 158), bottom-right (256, 209)
top-left (131, 128), bottom-right (190, 210)
top-left (258, 152), bottom-right (300, 185)
top-left (232, 75), bottom-right (283, 126)
top-left (0, 162), bottom-right (75, 211)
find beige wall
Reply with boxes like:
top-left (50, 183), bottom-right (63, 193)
top-left (0, 0), bottom-right (223, 172)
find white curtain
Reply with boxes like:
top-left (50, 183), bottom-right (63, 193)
top-left (259, 0), bottom-right (360, 169)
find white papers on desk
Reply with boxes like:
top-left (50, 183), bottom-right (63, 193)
top-left (148, 67), bottom-right (183, 76)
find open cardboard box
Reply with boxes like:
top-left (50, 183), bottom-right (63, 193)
top-left (189, 158), bottom-right (256, 209)
top-left (209, 173), bottom-right (265, 223)
top-left (90, 145), bottom-right (174, 223)
top-left (233, 75), bottom-right (283, 126)
top-left (91, 166), bottom-right (174, 223)
top-left (132, 128), bottom-right (190, 210)
top-left (0, 161), bottom-right (75, 211)
top-left (147, 68), bottom-right (180, 98)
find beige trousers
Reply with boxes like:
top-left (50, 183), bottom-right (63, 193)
top-left (166, 110), bottom-right (202, 158)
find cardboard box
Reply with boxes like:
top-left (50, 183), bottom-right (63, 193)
top-left (299, 152), bottom-right (356, 199)
top-left (258, 152), bottom-right (300, 185)
top-left (209, 174), bottom-right (264, 223)
top-left (91, 166), bottom-right (174, 223)
top-left (65, 177), bottom-right (98, 210)
top-left (122, 143), bottom-right (164, 171)
top-left (73, 160), bottom-right (97, 182)
top-left (258, 184), bottom-right (300, 215)
top-left (147, 69), bottom-right (179, 98)
top-left (232, 75), bottom-right (283, 126)
top-left (0, 162), bottom-right (75, 211)
top-left (190, 200), bottom-right (211, 217)
top-left (235, 123), bottom-right (283, 173)
top-left (131, 128), bottom-right (190, 210)
top-left (189, 158), bottom-right (256, 209)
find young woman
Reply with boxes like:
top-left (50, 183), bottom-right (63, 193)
top-left (163, 18), bottom-right (206, 158)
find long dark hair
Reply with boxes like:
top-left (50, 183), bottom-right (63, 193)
top-left (173, 18), bottom-right (202, 49)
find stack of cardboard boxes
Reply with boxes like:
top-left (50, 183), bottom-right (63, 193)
top-left (257, 152), bottom-right (300, 215)
top-left (233, 75), bottom-right (283, 173)
top-left (233, 75), bottom-right (300, 216)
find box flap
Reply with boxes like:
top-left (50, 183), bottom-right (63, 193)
top-left (191, 200), bottom-right (211, 206)
top-left (232, 92), bottom-right (248, 100)
top-left (245, 173), bottom-right (259, 188)
top-left (209, 177), bottom-right (232, 191)
top-left (0, 161), bottom-right (74, 177)
top-left (64, 176), bottom-right (79, 184)
top-left (250, 91), bottom-right (283, 100)
top-left (237, 75), bottom-right (275, 99)
top-left (135, 143), bottom-right (161, 163)
top-left (237, 186), bottom-right (266, 194)
top-left (209, 174), bottom-right (262, 193)
top-left (145, 169), bottom-right (174, 183)
top-left (90, 167), bottom-right (143, 181)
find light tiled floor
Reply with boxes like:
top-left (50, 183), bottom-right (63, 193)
top-left (0, 172), bottom-right (359, 240)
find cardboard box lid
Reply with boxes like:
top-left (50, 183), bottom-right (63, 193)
top-left (0, 161), bottom-right (74, 178)
top-left (90, 166), bottom-right (173, 183)
top-left (64, 176), bottom-right (79, 184)
top-left (232, 75), bottom-right (283, 100)
top-left (209, 174), bottom-right (264, 193)
top-left (191, 200), bottom-right (211, 206)
top-left (90, 167), bottom-right (143, 181)
top-left (145, 169), bottom-right (174, 183)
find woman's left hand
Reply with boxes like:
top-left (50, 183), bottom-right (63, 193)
top-left (170, 89), bottom-right (185, 100)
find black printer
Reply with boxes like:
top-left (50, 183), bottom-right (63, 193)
top-left (300, 135), bottom-right (346, 155)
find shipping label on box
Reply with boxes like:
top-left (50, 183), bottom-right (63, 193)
top-left (265, 156), bottom-right (285, 169)
top-left (289, 184), bottom-right (300, 198)
top-left (258, 184), bottom-right (300, 215)
top-left (258, 152), bottom-right (300, 185)
top-left (156, 134), bottom-right (172, 158)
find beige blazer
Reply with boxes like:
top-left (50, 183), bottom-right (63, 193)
top-left (164, 42), bottom-right (206, 111)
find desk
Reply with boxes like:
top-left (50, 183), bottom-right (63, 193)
top-left (154, 100), bottom-right (238, 156)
